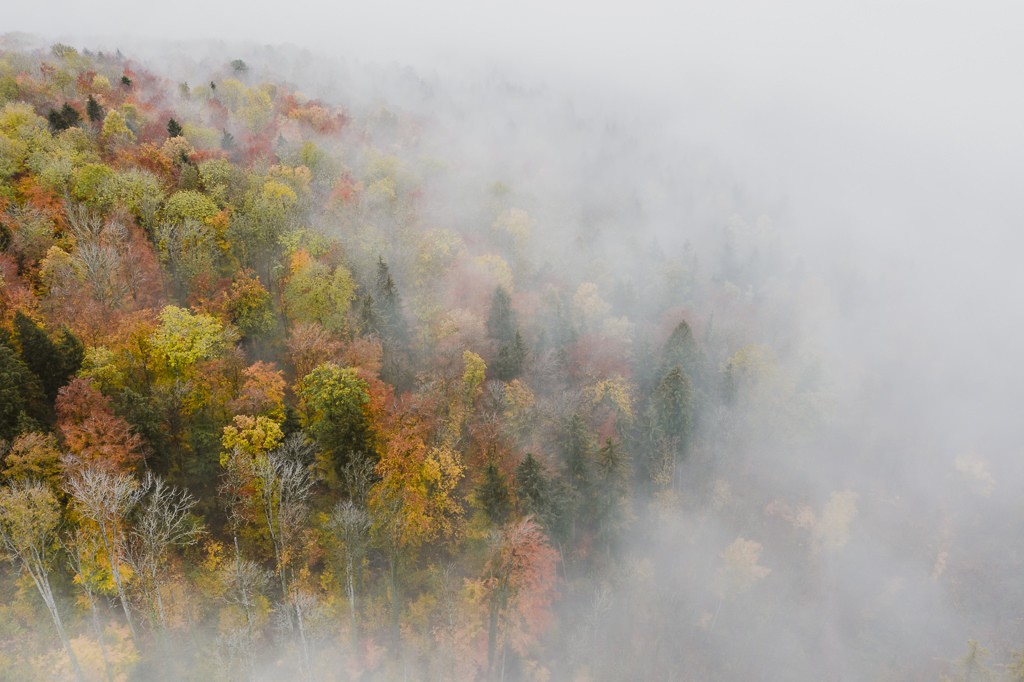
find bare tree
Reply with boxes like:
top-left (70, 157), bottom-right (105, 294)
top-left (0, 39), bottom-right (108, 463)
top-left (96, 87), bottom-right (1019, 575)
top-left (327, 501), bottom-right (370, 650)
top-left (65, 466), bottom-right (144, 642)
top-left (125, 474), bottom-right (204, 632)
top-left (218, 557), bottom-right (271, 681)
top-left (0, 481), bottom-right (84, 681)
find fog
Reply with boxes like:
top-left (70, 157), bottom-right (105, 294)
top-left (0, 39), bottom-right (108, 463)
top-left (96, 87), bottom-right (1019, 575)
top-left (4, 1), bottom-right (1024, 679)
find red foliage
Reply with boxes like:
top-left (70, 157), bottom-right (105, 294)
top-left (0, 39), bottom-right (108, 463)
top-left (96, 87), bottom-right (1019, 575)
top-left (329, 173), bottom-right (360, 205)
top-left (56, 378), bottom-right (145, 472)
top-left (16, 176), bottom-right (66, 232)
top-left (566, 332), bottom-right (632, 383)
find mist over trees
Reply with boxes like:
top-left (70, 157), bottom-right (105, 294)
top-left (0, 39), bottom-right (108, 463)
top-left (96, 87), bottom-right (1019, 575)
top-left (0, 34), bottom-right (1020, 682)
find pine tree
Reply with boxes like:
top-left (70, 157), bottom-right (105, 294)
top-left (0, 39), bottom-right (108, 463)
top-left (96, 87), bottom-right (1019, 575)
top-left (86, 95), bottom-right (103, 123)
top-left (167, 118), bottom-right (183, 138)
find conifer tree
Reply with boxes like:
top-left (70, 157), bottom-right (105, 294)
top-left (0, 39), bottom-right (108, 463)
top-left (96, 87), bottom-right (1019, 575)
top-left (476, 461), bottom-right (512, 525)
top-left (86, 95), bottom-right (103, 123)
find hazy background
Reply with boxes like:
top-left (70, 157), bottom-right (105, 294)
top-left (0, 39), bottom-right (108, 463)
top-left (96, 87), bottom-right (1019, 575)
top-left (6, 1), bottom-right (1024, 677)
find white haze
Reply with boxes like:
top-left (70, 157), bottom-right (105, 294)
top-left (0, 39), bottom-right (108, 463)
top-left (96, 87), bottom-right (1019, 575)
top-left (6, 0), bottom-right (1024, 678)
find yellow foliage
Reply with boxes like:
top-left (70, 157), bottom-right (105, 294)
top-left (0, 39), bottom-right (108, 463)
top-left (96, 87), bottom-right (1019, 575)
top-left (714, 537), bottom-right (770, 599)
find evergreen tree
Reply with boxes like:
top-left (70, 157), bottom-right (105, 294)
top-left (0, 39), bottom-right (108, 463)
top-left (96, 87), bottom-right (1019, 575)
top-left (487, 286), bottom-right (517, 343)
top-left (487, 287), bottom-right (527, 380)
top-left (86, 95), bottom-right (103, 123)
top-left (13, 313), bottom-right (83, 403)
top-left (652, 365), bottom-right (694, 454)
top-left (167, 118), bottom-right (183, 138)
top-left (46, 103), bottom-right (81, 132)
top-left (476, 461), bottom-right (512, 525)
top-left (375, 256), bottom-right (407, 341)
top-left (493, 329), bottom-right (527, 381)
top-left (515, 453), bottom-right (566, 540)
top-left (0, 343), bottom-right (46, 440)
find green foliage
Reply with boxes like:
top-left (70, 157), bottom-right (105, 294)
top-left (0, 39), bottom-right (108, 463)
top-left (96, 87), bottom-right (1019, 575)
top-left (297, 362), bottom-right (371, 466)
top-left (476, 461), bottom-right (512, 525)
top-left (13, 311), bottom-right (83, 402)
top-left (652, 365), bottom-right (694, 449)
top-left (167, 118), bottom-right (183, 138)
top-left (0, 343), bottom-right (46, 441)
top-left (283, 257), bottom-right (356, 334)
top-left (47, 103), bottom-right (81, 132)
top-left (515, 453), bottom-right (566, 540)
top-left (487, 286), bottom-right (527, 380)
top-left (162, 189), bottom-right (219, 225)
top-left (150, 305), bottom-right (234, 376)
top-left (85, 95), bottom-right (103, 124)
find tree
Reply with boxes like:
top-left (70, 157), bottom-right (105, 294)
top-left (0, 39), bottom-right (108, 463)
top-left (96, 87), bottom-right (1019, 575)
top-left (0, 342), bottom-right (46, 440)
top-left (86, 95), bottom-right (103, 124)
top-left (326, 501), bottom-right (370, 650)
top-left (56, 378), bottom-right (145, 472)
top-left (167, 118), bottom-right (183, 138)
top-left (476, 461), bottom-right (512, 526)
top-left (297, 362), bottom-right (371, 477)
top-left (0, 481), bottom-right (85, 681)
top-left (13, 311), bottom-right (83, 402)
top-left (480, 518), bottom-right (558, 680)
top-left (124, 474), bottom-right (203, 631)
top-left (65, 527), bottom-right (115, 682)
top-left (515, 453), bottom-right (564, 539)
top-left (47, 103), bottom-right (81, 132)
top-left (487, 286), bottom-right (527, 380)
top-left (1, 432), bottom-right (63, 489)
top-left (150, 305), bottom-right (233, 377)
top-left (655, 364), bottom-right (696, 464)
top-left (283, 255), bottom-right (356, 335)
top-left (65, 467), bottom-right (144, 642)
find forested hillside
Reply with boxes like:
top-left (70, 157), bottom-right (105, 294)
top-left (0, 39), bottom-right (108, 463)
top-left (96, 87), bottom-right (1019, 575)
top-left (0, 41), bottom-right (1018, 681)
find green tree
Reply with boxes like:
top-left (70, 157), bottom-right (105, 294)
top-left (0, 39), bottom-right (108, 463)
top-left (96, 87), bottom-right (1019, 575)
top-left (487, 286), bottom-right (527, 380)
top-left (0, 342), bottom-right (46, 440)
top-left (86, 95), bottom-right (103, 124)
top-left (515, 453), bottom-right (568, 542)
top-left (297, 362), bottom-right (372, 476)
top-left (13, 311), bottom-right (83, 402)
top-left (167, 118), bottom-right (183, 138)
top-left (150, 305), bottom-right (233, 376)
top-left (476, 461), bottom-right (512, 526)
top-left (47, 103), bottom-right (81, 132)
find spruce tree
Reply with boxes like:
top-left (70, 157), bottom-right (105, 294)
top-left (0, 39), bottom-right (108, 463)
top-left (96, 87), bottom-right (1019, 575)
top-left (167, 118), bottom-right (183, 138)
top-left (86, 95), bottom-right (103, 123)
top-left (476, 462), bottom-right (511, 525)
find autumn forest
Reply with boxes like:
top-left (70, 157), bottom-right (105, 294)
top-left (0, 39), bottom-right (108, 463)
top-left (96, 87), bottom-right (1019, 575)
top-left (0, 38), bottom-right (1019, 681)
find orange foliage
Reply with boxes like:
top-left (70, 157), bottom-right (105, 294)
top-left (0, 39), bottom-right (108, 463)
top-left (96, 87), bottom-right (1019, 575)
top-left (56, 378), bottom-right (145, 472)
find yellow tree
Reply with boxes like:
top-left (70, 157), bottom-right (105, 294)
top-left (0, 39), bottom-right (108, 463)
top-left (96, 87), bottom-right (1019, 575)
top-left (369, 413), bottom-right (464, 654)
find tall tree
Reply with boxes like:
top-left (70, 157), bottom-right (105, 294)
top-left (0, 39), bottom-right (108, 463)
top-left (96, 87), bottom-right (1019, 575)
top-left (65, 467), bottom-right (144, 642)
top-left (0, 341), bottom-right (47, 439)
top-left (327, 501), bottom-right (370, 650)
top-left (124, 474), bottom-right (203, 631)
top-left (297, 362), bottom-right (372, 479)
top-left (476, 461), bottom-right (512, 526)
top-left (0, 481), bottom-right (85, 681)
top-left (486, 286), bottom-right (527, 380)
top-left (13, 311), bottom-right (83, 402)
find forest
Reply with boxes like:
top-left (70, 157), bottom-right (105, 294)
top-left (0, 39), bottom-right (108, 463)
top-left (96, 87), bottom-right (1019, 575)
top-left (0, 38), bottom-right (1020, 681)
